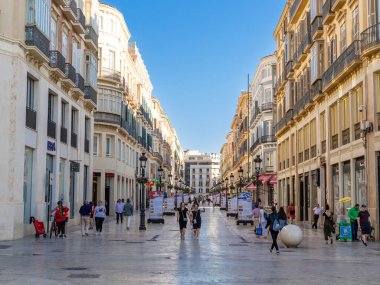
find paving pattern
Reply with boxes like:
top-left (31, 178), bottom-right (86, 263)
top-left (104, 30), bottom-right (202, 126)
top-left (0, 207), bottom-right (379, 284)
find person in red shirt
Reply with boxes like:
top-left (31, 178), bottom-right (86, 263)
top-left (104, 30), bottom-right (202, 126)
top-left (54, 201), bottom-right (69, 238)
top-left (287, 203), bottom-right (296, 224)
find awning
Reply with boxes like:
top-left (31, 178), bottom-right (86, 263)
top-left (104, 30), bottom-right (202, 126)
top-left (259, 174), bottom-right (272, 183)
top-left (268, 175), bottom-right (277, 185)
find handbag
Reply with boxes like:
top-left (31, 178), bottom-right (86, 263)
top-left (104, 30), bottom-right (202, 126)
top-left (256, 225), bottom-right (262, 236)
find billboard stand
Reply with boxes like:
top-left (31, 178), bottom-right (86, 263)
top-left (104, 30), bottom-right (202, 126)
top-left (236, 194), bottom-right (253, 226)
top-left (147, 191), bottom-right (164, 224)
top-left (226, 196), bottom-right (238, 217)
top-left (163, 196), bottom-right (175, 216)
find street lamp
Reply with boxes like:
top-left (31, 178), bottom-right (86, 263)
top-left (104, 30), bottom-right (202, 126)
top-left (254, 155), bottom-right (262, 204)
top-left (179, 178), bottom-right (184, 203)
top-left (224, 177), bottom-right (229, 211)
top-left (174, 176), bottom-right (178, 210)
top-left (227, 172), bottom-right (235, 216)
top-left (158, 165), bottom-right (164, 192)
top-left (236, 166), bottom-right (244, 219)
top-left (137, 153), bottom-right (148, 230)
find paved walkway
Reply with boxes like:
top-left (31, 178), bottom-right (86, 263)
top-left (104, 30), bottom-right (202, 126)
top-left (0, 207), bottom-right (379, 284)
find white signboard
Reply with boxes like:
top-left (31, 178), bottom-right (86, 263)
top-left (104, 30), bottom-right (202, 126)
top-left (238, 199), bottom-right (253, 221)
top-left (164, 197), bottom-right (175, 212)
top-left (149, 191), bottom-right (164, 220)
top-left (227, 197), bottom-right (238, 215)
top-left (221, 195), bottom-right (226, 208)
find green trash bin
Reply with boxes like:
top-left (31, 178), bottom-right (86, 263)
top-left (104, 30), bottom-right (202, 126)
top-left (337, 222), bottom-right (352, 241)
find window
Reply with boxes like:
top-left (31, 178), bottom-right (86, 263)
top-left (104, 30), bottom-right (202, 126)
top-left (355, 157), bottom-right (366, 206)
top-left (62, 31), bottom-right (68, 59)
top-left (71, 109), bottom-right (78, 134)
top-left (106, 135), bottom-right (113, 157)
top-left (368, 0), bottom-right (377, 27)
top-left (117, 139), bottom-right (121, 160)
top-left (310, 119), bottom-right (316, 147)
top-left (61, 101), bottom-right (67, 127)
top-left (311, 41), bottom-right (324, 82)
top-left (353, 7), bottom-right (359, 40)
top-left (330, 103), bottom-right (338, 149)
top-left (50, 18), bottom-right (57, 50)
top-left (340, 22), bottom-right (347, 53)
top-left (340, 96), bottom-right (350, 131)
top-left (72, 41), bottom-right (82, 74)
top-left (99, 16), bottom-right (103, 30)
top-left (342, 161), bottom-right (351, 215)
top-left (328, 35), bottom-right (337, 66)
top-left (48, 93), bottom-right (54, 122)
top-left (27, 0), bottom-right (50, 36)
top-left (109, 50), bottom-right (116, 70)
top-left (85, 52), bottom-right (98, 88)
top-left (26, 77), bottom-right (35, 110)
top-left (93, 134), bottom-right (99, 156)
top-left (311, 0), bottom-right (322, 20)
top-left (320, 112), bottom-right (326, 141)
top-left (23, 147), bottom-right (34, 224)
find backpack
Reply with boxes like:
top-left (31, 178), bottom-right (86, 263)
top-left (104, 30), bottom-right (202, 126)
top-left (272, 215), bottom-right (281, 231)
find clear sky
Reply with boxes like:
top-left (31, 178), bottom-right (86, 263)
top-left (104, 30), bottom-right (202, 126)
top-left (102, 0), bottom-right (286, 153)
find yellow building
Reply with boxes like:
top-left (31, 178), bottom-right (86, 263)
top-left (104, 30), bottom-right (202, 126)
top-left (274, 0), bottom-right (380, 237)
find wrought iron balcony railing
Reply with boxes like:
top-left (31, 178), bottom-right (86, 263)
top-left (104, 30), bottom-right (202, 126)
top-left (49, 50), bottom-right (66, 74)
top-left (75, 73), bottom-right (85, 92)
top-left (84, 85), bottom-right (97, 105)
top-left (361, 22), bottom-right (380, 54)
top-left (65, 63), bottom-right (76, 84)
top-left (25, 25), bottom-right (50, 58)
top-left (85, 25), bottom-right (98, 48)
top-left (25, 107), bottom-right (37, 130)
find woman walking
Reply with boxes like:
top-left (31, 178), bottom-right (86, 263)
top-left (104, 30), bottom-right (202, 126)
top-left (177, 202), bottom-right (188, 240)
top-left (94, 201), bottom-right (106, 235)
top-left (266, 206), bottom-right (280, 254)
top-left (322, 205), bottom-right (335, 244)
top-left (258, 206), bottom-right (269, 238)
top-left (191, 202), bottom-right (201, 239)
top-left (357, 205), bottom-right (372, 246)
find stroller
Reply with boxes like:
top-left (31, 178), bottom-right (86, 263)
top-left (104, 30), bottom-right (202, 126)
top-left (30, 217), bottom-right (47, 238)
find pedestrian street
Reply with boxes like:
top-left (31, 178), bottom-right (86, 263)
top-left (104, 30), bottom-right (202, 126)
top-left (0, 207), bottom-right (379, 285)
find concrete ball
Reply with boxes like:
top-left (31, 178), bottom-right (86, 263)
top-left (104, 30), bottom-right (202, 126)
top-left (279, 224), bottom-right (303, 248)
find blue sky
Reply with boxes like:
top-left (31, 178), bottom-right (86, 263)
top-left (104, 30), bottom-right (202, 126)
top-left (102, 0), bottom-right (286, 153)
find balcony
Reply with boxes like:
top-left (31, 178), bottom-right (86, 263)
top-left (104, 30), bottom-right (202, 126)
top-left (331, 0), bottom-right (345, 11)
top-left (331, 134), bottom-right (338, 150)
top-left (94, 112), bottom-right (120, 125)
top-left (311, 16), bottom-right (323, 40)
top-left (153, 152), bottom-right (163, 163)
top-left (84, 85), bottom-right (97, 106)
top-left (361, 23), bottom-right (380, 57)
top-left (84, 138), bottom-right (90, 153)
top-left (311, 145), bottom-right (317, 158)
top-left (298, 152), bottom-right (304, 163)
top-left (322, 0), bottom-right (334, 25)
top-left (261, 102), bottom-right (273, 112)
top-left (52, 0), bottom-right (65, 5)
top-left (354, 122), bottom-right (361, 140)
top-left (62, 63), bottom-right (76, 88)
top-left (75, 73), bottom-right (85, 93)
top-left (60, 126), bottom-right (67, 143)
top-left (47, 121), bottom-right (56, 139)
top-left (250, 135), bottom-right (276, 152)
top-left (72, 8), bottom-right (86, 34)
top-left (25, 25), bottom-right (50, 62)
top-left (321, 140), bottom-right (326, 154)
top-left (293, 50), bottom-right (300, 69)
top-left (311, 79), bottom-right (323, 101)
top-left (322, 40), bottom-right (361, 92)
top-left (302, 31), bottom-right (312, 54)
top-left (71, 132), bottom-right (77, 148)
top-left (25, 107), bottom-right (37, 130)
top-left (85, 25), bottom-right (98, 51)
top-left (342, 128), bottom-right (350, 145)
top-left (286, 60), bottom-right (294, 78)
top-left (62, 0), bottom-right (77, 22)
top-left (99, 67), bottom-right (121, 83)
top-left (289, 0), bottom-right (300, 22)
top-left (49, 50), bottom-right (66, 78)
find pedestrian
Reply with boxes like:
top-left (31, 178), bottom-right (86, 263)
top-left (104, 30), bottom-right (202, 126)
top-left (123, 198), bottom-right (133, 230)
top-left (348, 204), bottom-right (360, 241)
top-left (322, 204), bottom-right (335, 245)
top-left (287, 203), bottom-right (295, 224)
top-left (266, 206), bottom-right (280, 254)
top-left (115, 199), bottom-right (124, 224)
top-left (312, 204), bottom-right (323, 229)
top-left (278, 206), bottom-right (288, 228)
top-left (191, 203), bottom-right (201, 239)
top-left (177, 202), bottom-right (188, 240)
top-left (79, 201), bottom-right (92, 237)
top-left (252, 204), bottom-right (260, 231)
top-left (94, 200), bottom-right (106, 235)
top-left (357, 205), bottom-right (372, 246)
top-left (89, 201), bottom-right (94, 230)
top-left (258, 206), bottom-right (269, 238)
top-left (54, 201), bottom-right (69, 238)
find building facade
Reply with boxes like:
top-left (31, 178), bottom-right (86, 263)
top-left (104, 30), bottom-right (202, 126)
top-left (0, 0), bottom-right (99, 240)
top-left (184, 151), bottom-right (220, 195)
top-left (274, 0), bottom-right (380, 238)
top-left (249, 55), bottom-right (277, 206)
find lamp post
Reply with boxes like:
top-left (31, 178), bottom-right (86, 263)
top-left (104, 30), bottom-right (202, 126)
top-left (179, 178), bottom-right (184, 203)
top-left (227, 173), bottom-right (235, 216)
top-left (224, 177), bottom-right (229, 211)
top-left (158, 165), bottom-right (164, 192)
top-left (174, 176), bottom-right (178, 210)
top-left (254, 155), bottom-right (262, 205)
top-left (137, 153), bottom-right (148, 230)
top-left (236, 166), bottom-right (244, 219)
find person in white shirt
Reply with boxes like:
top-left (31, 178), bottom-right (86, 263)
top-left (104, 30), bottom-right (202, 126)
top-left (312, 204), bottom-right (323, 229)
top-left (258, 206), bottom-right (269, 238)
top-left (94, 201), bottom-right (107, 235)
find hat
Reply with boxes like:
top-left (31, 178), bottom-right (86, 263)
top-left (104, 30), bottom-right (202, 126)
top-left (361, 204), bottom-right (367, 208)
top-left (57, 201), bottom-right (63, 205)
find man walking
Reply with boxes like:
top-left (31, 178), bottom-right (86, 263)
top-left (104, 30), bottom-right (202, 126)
top-left (115, 199), bottom-right (124, 224)
top-left (348, 204), bottom-right (360, 241)
top-left (123, 199), bottom-right (133, 230)
top-left (312, 204), bottom-right (323, 229)
top-left (79, 201), bottom-right (92, 237)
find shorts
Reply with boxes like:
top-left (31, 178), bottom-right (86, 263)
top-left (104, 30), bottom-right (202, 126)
top-left (361, 224), bottom-right (371, 235)
top-left (179, 221), bottom-right (187, 230)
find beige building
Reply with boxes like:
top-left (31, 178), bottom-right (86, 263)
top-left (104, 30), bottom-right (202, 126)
top-left (274, 0), bottom-right (380, 237)
top-left (0, 0), bottom-right (99, 240)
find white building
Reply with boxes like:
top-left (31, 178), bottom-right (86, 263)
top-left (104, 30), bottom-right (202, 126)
top-left (0, 0), bottom-right (99, 240)
top-left (184, 151), bottom-right (220, 195)
top-left (249, 55), bottom-right (277, 205)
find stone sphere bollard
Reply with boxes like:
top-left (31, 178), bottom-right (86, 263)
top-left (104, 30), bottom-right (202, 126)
top-left (279, 224), bottom-right (303, 248)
